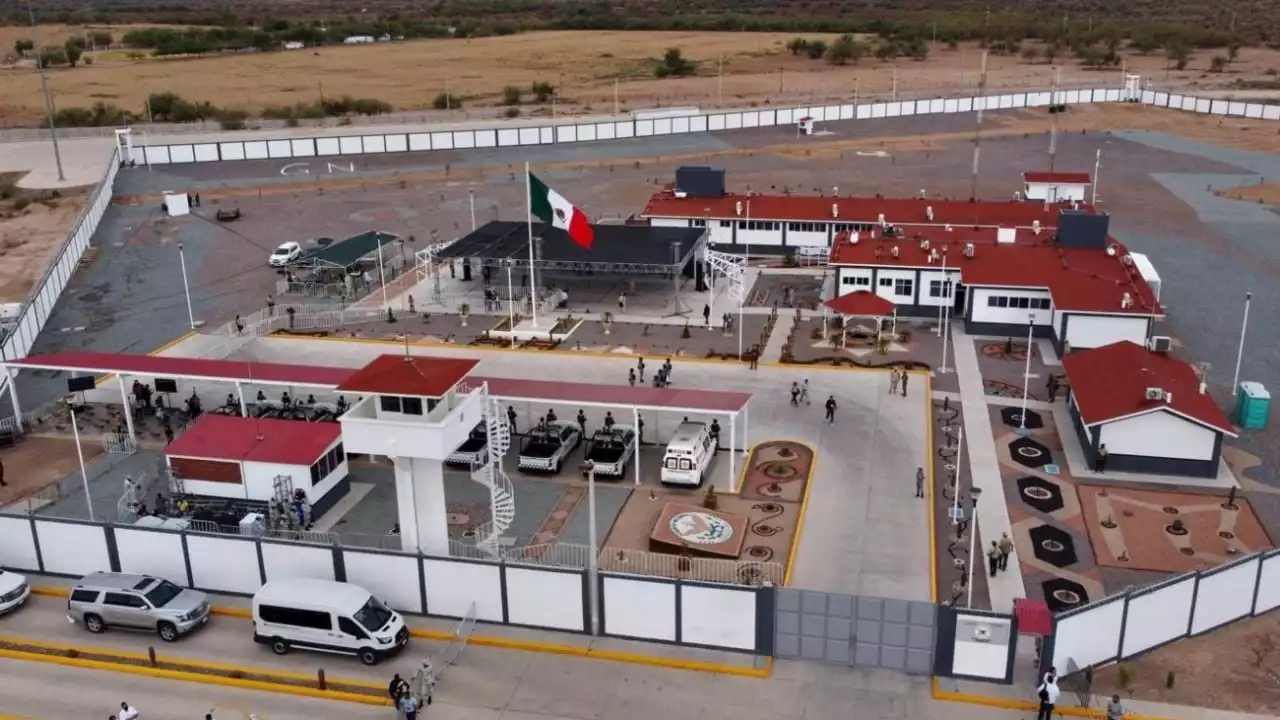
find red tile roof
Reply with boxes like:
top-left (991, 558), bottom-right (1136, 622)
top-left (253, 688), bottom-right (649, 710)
top-left (827, 228), bottom-right (1160, 315)
top-left (336, 354), bottom-right (479, 397)
top-left (165, 415), bottom-right (342, 465)
top-left (1023, 172), bottom-right (1091, 185)
top-left (1062, 341), bottom-right (1235, 435)
top-left (457, 376), bottom-right (750, 413)
top-left (10, 351), bottom-right (355, 387)
top-left (642, 191), bottom-right (1089, 227)
top-left (825, 290), bottom-right (897, 317)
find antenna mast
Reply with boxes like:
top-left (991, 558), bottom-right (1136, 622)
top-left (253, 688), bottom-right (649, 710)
top-left (968, 50), bottom-right (990, 201)
top-left (1047, 64), bottom-right (1061, 171)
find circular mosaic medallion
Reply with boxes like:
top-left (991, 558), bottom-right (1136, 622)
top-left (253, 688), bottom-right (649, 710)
top-left (1052, 588), bottom-right (1082, 606)
top-left (1220, 530), bottom-right (1236, 540)
top-left (763, 462), bottom-right (799, 480)
top-left (1166, 523), bottom-right (1189, 536)
top-left (1040, 539), bottom-right (1066, 553)
top-left (1162, 506), bottom-right (1180, 515)
top-left (1023, 486), bottom-right (1053, 501)
top-left (1016, 445), bottom-right (1046, 459)
top-left (669, 512), bottom-right (734, 545)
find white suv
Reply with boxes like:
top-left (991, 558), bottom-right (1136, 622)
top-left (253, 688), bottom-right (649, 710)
top-left (0, 569), bottom-right (30, 615)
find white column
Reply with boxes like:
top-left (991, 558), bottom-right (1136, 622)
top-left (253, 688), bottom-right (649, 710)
top-left (393, 457), bottom-right (450, 556)
top-left (235, 381), bottom-right (248, 417)
top-left (742, 405), bottom-right (750, 459)
top-left (8, 369), bottom-right (22, 432)
top-left (728, 412), bottom-right (737, 492)
top-left (633, 406), bottom-right (641, 485)
top-left (118, 374), bottom-right (136, 441)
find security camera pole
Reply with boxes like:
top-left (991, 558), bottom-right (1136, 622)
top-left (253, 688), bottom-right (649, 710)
top-left (580, 459), bottom-right (599, 635)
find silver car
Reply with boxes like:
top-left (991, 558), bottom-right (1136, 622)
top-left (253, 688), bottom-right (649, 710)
top-left (67, 572), bottom-right (211, 642)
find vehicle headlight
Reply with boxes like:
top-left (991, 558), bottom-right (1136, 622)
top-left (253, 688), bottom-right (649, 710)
top-left (1, 584), bottom-right (26, 602)
top-left (377, 636), bottom-right (392, 645)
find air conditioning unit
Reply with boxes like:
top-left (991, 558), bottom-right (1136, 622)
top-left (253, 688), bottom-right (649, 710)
top-left (831, 203), bottom-right (839, 218)
top-left (735, 201), bottom-right (743, 216)
top-left (850, 231), bottom-right (860, 245)
top-left (891, 246), bottom-right (900, 258)
top-left (1144, 387), bottom-right (1164, 401)
top-left (1032, 220), bottom-right (1041, 235)
top-left (674, 190), bottom-right (688, 198)
top-left (1149, 336), bottom-right (1172, 353)
top-left (926, 206), bottom-right (935, 221)
top-left (1122, 254), bottom-right (1133, 266)
top-left (920, 239), bottom-right (931, 251)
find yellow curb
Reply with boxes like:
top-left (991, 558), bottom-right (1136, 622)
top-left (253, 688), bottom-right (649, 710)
top-left (925, 374), bottom-right (938, 604)
top-left (929, 679), bottom-right (1176, 720)
top-left (0, 646), bottom-right (390, 707)
top-left (94, 329), bottom-right (198, 386)
top-left (31, 586), bottom-right (771, 678)
top-left (782, 439), bottom-right (820, 588)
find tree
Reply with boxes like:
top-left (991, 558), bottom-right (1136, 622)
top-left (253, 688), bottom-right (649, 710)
top-left (786, 37), bottom-right (809, 56)
top-left (874, 42), bottom-right (899, 62)
top-left (654, 47), bottom-right (695, 78)
top-left (531, 81), bottom-right (554, 102)
top-left (39, 46), bottom-right (67, 67)
top-left (14, 38), bottom-right (34, 56)
top-left (1021, 46), bottom-right (1041, 64)
top-left (825, 34), bottom-right (864, 65)
top-left (1167, 43), bottom-right (1191, 70)
top-left (64, 39), bottom-right (83, 67)
top-left (432, 92), bottom-right (461, 109)
top-left (1227, 41), bottom-right (1241, 62)
top-left (905, 37), bottom-right (929, 61)
top-left (91, 31), bottom-right (113, 48)
top-left (501, 85), bottom-right (522, 105)
top-left (1043, 44), bottom-right (1059, 64)
top-left (1129, 31), bottom-right (1160, 54)
top-left (805, 40), bottom-right (827, 60)
top-left (1209, 55), bottom-right (1228, 72)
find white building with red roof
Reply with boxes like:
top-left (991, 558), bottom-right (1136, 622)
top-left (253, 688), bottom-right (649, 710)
top-left (1062, 341), bottom-right (1236, 478)
top-left (1022, 171), bottom-right (1091, 203)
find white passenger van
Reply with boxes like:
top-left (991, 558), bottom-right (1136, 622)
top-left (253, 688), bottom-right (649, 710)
top-left (252, 579), bottom-right (408, 665)
top-left (660, 421), bottom-right (718, 486)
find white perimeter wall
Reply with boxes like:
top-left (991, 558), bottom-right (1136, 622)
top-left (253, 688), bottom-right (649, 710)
top-left (341, 550), bottom-right (423, 614)
top-left (32, 520), bottom-right (110, 577)
top-left (1120, 577), bottom-right (1196, 657)
top-left (1099, 411), bottom-right (1216, 461)
top-left (0, 516), bottom-right (40, 571)
top-left (1191, 556), bottom-right (1260, 634)
top-left (187, 534), bottom-right (262, 595)
top-left (1063, 314), bottom-right (1149, 350)
top-left (422, 557), bottom-right (503, 622)
top-left (260, 540), bottom-right (336, 583)
top-left (603, 575), bottom-right (677, 642)
top-left (1052, 597), bottom-right (1125, 671)
top-left (504, 566), bottom-right (585, 632)
top-left (680, 583), bottom-right (757, 650)
top-left (1257, 553), bottom-right (1280, 614)
top-left (114, 526), bottom-right (187, 582)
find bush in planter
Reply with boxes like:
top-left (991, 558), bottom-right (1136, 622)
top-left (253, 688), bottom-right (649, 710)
top-left (459, 303), bottom-right (471, 327)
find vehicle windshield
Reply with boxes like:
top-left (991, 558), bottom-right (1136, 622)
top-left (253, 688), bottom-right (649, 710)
top-left (144, 580), bottom-right (184, 608)
top-left (353, 596), bottom-right (393, 632)
top-left (272, 247), bottom-right (290, 256)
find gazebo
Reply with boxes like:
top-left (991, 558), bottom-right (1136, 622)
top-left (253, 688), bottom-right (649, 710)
top-left (823, 290), bottom-right (898, 349)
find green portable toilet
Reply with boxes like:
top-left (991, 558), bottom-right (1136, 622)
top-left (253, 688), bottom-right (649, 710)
top-left (1236, 382), bottom-right (1270, 430)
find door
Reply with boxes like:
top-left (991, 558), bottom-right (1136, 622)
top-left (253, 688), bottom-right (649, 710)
top-left (338, 616), bottom-right (371, 651)
top-left (101, 592), bottom-right (149, 629)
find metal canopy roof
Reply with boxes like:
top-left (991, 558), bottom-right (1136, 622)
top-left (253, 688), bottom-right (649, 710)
top-left (308, 230), bottom-right (400, 268)
top-left (5, 350), bottom-right (354, 388)
top-left (458, 376), bottom-right (749, 414)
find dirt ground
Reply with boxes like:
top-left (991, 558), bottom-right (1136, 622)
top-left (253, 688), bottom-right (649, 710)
top-left (0, 174), bottom-right (91, 303)
top-left (0, 436), bottom-right (104, 509)
top-left (3, 30), bottom-right (1279, 124)
top-left (1091, 611), bottom-right (1280, 715)
top-left (1216, 181), bottom-right (1280, 205)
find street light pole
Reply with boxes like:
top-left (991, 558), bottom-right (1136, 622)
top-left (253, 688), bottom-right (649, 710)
top-left (1231, 291), bottom-right (1251, 396)
top-left (70, 406), bottom-right (94, 521)
top-left (966, 487), bottom-right (982, 608)
top-left (376, 232), bottom-right (389, 310)
top-left (504, 260), bottom-right (516, 349)
top-left (1020, 314), bottom-right (1035, 430)
top-left (29, 3), bottom-right (66, 183)
top-left (469, 188), bottom-right (476, 232)
top-left (581, 460), bottom-right (600, 635)
top-left (177, 243), bottom-right (196, 329)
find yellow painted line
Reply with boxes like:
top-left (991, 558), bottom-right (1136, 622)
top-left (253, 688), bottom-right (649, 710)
top-left (0, 646), bottom-right (389, 707)
top-left (930, 679), bottom-right (1176, 720)
top-left (94, 329), bottom-right (198, 386)
top-left (31, 586), bottom-right (771, 678)
top-left (925, 373), bottom-right (938, 604)
top-left (781, 439), bottom-right (820, 587)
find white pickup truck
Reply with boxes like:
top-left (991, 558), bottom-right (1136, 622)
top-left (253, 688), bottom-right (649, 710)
top-left (517, 422), bottom-right (581, 474)
top-left (582, 425), bottom-right (637, 479)
top-left (446, 422), bottom-right (489, 468)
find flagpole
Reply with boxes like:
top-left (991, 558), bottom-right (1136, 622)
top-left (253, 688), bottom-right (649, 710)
top-left (526, 162), bottom-right (538, 327)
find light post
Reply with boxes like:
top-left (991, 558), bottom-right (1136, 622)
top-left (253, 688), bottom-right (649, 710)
top-left (966, 486), bottom-right (982, 608)
top-left (1231, 291), bottom-right (1251, 396)
top-left (503, 259), bottom-right (516, 348)
top-left (580, 459), bottom-right (600, 635)
top-left (949, 426), bottom-right (965, 525)
top-left (1019, 314), bottom-right (1034, 432)
top-left (177, 243), bottom-right (196, 329)
top-left (69, 405), bottom-right (94, 521)
top-left (376, 232), bottom-right (389, 310)
top-left (29, 2), bottom-right (66, 183)
top-left (469, 188), bottom-right (477, 232)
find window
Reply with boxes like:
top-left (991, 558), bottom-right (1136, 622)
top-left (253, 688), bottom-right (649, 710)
top-left (718, 220), bottom-right (732, 228)
top-left (379, 396), bottom-right (401, 413)
top-left (1036, 298), bottom-right (1052, 310)
top-left (339, 616), bottom-right (369, 639)
top-left (788, 222), bottom-right (825, 233)
top-left (664, 457), bottom-right (678, 469)
top-left (311, 443), bottom-right (346, 485)
top-left (400, 397), bottom-right (423, 415)
top-left (353, 597), bottom-right (393, 632)
top-left (103, 592), bottom-right (146, 608)
top-left (680, 458), bottom-right (693, 470)
top-left (70, 589), bottom-right (99, 603)
top-left (997, 297), bottom-right (1009, 308)
top-left (893, 278), bottom-right (914, 297)
top-left (985, 294), bottom-right (1051, 310)
top-left (841, 275), bottom-right (870, 287)
top-left (928, 280), bottom-right (953, 298)
top-left (692, 219), bottom-right (706, 227)
top-left (1016, 297), bottom-right (1030, 309)
top-left (144, 580), bottom-right (183, 608)
top-left (258, 605), bottom-right (333, 630)
top-left (879, 277), bottom-right (893, 287)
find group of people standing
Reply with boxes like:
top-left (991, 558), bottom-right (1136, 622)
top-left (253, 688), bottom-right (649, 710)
top-left (887, 366), bottom-right (911, 398)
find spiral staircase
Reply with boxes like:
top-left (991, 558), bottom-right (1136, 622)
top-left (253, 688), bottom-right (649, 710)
top-left (468, 391), bottom-right (515, 557)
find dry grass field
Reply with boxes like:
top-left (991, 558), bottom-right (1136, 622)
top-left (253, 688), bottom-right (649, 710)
top-left (3, 30), bottom-right (1279, 124)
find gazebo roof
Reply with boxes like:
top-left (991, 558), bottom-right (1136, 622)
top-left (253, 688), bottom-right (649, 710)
top-left (825, 290), bottom-right (897, 317)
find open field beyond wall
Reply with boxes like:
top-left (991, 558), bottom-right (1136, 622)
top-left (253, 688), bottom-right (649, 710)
top-left (4, 30), bottom-right (1280, 126)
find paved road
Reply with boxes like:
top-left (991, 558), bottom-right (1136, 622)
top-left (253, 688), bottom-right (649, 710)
top-left (0, 594), bottom-right (1025, 720)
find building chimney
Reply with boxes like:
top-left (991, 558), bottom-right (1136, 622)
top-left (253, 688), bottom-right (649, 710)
top-left (735, 201), bottom-right (743, 216)
top-left (964, 243), bottom-right (975, 258)
top-left (926, 205), bottom-right (935, 221)
top-left (1199, 382), bottom-right (1207, 395)
top-left (831, 203), bottom-right (839, 218)
top-left (1164, 391), bottom-right (1173, 405)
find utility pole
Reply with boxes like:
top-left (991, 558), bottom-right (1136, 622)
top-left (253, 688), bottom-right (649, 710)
top-left (968, 50), bottom-right (989, 201)
top-left (29, 2), bottom-right (65, 183)
top-left (717, 55), bottom-right (724, 106)
top-left (1047, 64), bottom-right (1061, 171)
top-left (613, 77), bottom-right (619, 115)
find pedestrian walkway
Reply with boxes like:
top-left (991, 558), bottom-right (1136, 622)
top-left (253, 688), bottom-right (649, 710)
top-left (760, 313), bottom-right (795, 362)
top-left (949, 324), bottom-right (1026, 611)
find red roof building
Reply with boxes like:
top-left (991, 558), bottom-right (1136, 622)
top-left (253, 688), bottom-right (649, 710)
top-left (167, 414), bottom-right (343, 466)
top-left (336, 355), bottom-right (479, 397)
top-left (1023, 172), bottom-right (1091, 185)
top-left (825, 290), bottom-right (897, 317)
top-left (1062, 341), bottom-right (1234, 479)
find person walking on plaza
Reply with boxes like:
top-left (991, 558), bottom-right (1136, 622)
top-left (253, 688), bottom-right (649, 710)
top-left (0, 457), bottom-right (6, 487)
top-left (703, 303), bottom-right (711, 325)
top-left (998, 532), bottom-right (1014, 572)
top-left (629, 368), bottom-right (636, 387)
top-left (889, 367), bottom-right (900, 395)
top-left (1046, 374), bottom-right (1059, 403)
top-left (618, 292), bottom-right (627, 313)
top-left (800, 379), bottom-right (810, 405)
top-left (637, 357), bottom-right (646, 382)
top-left (824, 395), bottom-right (837, 424)
top-left (507, 405), bottom-right (518, 434)
top-left (1036, 670), bottom-right (1060, 720)
top-left (901, 369), bottom-right (909, 398)
top-left (915, 467), bottom-right (925, 498)
top-left (576, 409), bottom-right (587, 436)
top-left (790, 382), bottom-right (801, 407)
top-left (398, 692), bottom-right (421, 720)
top-left (388, 673), bottom-right (409, 703)
top-left (117, 702), bottom-right (139, 720)
top-left (987, 541), bottom-right (1001, 577)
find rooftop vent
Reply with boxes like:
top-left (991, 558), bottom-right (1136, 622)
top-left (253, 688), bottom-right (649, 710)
top-left (851, 231), bottom-right (860, 245)
top-left (878, 213), bottom-right (886, 226)
top-left (920, 238), bottom-right (931, 251)
top-left (735, 201), bottom-right (743, 216)
top-left (831, 203), bottom-right (839, 218)
top-left (891, 246), bottom-right (900, 258)
top-left (1120, 292), bottom-right (1133, 309)
top-left (926, 205), bottom-right (935, 221)
top-left (997, 227), bottom-right (1017, 245)
top-left (1032, 220), bottom-right (1041, 235)
top-left (945, 224), bottom-right (953, 232)
top-left (1144, 387), bottom-right (1164, 401)
top-left (964, 243), bottom-right (975, 258)
top-left (1149, 336), bottom-right (1172, 353)
top-left (1122, 254), bottom-right (1133, 266)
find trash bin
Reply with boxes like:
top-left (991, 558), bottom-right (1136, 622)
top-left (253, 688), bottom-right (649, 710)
top-left (1236, 381), bottom-right (1270, 430)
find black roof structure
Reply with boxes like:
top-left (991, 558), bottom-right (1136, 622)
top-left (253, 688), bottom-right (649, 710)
top-left (306, 230), bottom-right (400, 268)
top-left (437, 221), bottom-right (706, 274)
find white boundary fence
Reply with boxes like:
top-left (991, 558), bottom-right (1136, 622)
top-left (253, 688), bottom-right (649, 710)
top-left (122, 88), bottom-right (1280, 168)
top-left (0, 148), bottom-right (119, 393)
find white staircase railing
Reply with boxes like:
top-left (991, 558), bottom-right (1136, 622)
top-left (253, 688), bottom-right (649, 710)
top-left (468, 389), bottom-right (515, 557)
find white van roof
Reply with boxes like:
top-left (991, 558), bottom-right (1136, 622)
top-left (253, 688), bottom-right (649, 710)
top-left (255, 579), bottom-right (371, 612)
top-left (668, 421), bottom-right (707, 446)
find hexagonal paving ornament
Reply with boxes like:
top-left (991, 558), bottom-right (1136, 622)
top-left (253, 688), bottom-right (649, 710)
top-left (1009, 436), bottom-right (1053, 469)
top-left (1000, 406), bottom-right (1044, 429)
top-left (1028, 524), bottom-right (1078, 568)
top-left (1016, 475), bottom-right (1065, 514)
top-left (1041, 577), bottom-right (1090, 613)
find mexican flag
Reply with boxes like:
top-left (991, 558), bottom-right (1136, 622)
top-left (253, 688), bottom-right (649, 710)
top-left (529, 172), bottom-right (594, 250)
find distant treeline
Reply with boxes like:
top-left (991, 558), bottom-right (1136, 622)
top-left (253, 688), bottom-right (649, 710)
top-left (46, 91), bottom-right (393, 129)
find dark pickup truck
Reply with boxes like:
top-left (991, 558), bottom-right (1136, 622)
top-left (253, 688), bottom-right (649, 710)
top-left (517, 422), bottom-right (581, 474)
top-left (583, 426), bottom-right (636, 479)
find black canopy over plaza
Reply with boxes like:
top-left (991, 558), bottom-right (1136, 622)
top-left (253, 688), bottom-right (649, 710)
top-left (438, 221), bottom-right (707, 276)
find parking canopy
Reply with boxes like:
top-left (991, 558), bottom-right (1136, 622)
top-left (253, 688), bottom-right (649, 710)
top-left (307, 230), bottom-right (400, 269)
